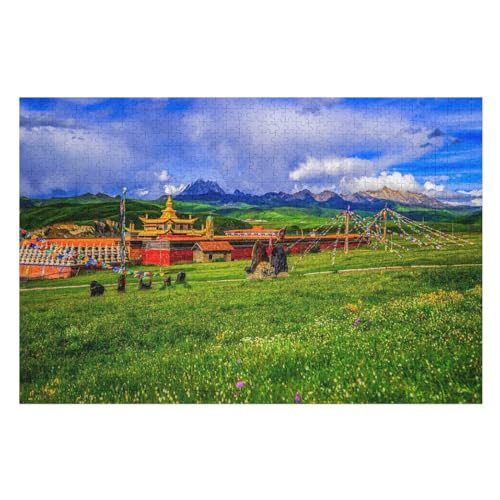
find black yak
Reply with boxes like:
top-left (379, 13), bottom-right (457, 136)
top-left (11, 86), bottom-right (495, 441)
top-left (90, 280), bottom-right (105, 296)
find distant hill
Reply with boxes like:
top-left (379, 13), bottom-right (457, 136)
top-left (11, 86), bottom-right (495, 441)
top-left (174, 180), bottom-right (449, 210)
top-left (20, 182), bottom-right (481, 234)
top-left (359, 187), bottom-right (447, 209)
top-left (183, 179), bottom-right (225, 196)
top-left (20, 196), bottom-right (35, 208)
top-left (174, 179), bottom-right (226, 201)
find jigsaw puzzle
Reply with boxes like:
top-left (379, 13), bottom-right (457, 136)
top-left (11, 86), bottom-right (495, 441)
top-left (19, 98), bottom-right (482, 403)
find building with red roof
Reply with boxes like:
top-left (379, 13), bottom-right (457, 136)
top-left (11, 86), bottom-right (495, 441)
top-left (192, 241), bottom-right (234, 262)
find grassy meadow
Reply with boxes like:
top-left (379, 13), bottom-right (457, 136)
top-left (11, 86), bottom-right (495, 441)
top-left (20, 234), bottom-right (482, 403)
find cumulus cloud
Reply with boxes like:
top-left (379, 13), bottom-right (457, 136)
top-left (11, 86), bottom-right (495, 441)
top-left (339, 171), bottom-right (422, 194)
top-left (458, 188), bottom-right (482, 197)
top-left (135, 188), bottom-right (149, 197)
top-left (155, 169), bottom-right (172, 182)
top-left (20, 113), bottom-right (78, 130)
top-left (164, 183), bottom-right (187, 195)
top-left (425, 175), bottom-right (450, 182)
top-left (335, 171), bottom-right (482, 207)
top-left (434, 189), bottom-right (483, 206)
top-left (289, 156), bottom-right (374, 182)
top-left (424, 181), bottom-right (445, 192)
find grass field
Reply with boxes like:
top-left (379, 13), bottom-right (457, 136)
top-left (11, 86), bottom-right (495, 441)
top-left (20, 233), bottom-right (482, 289)
top-left (20, 234), bottom-right (482, 403)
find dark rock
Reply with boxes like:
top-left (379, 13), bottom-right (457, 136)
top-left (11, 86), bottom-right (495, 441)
top-left (246, 240), bottom-right (269, 274)
top-left (271, 243), bottom-right (288, 275)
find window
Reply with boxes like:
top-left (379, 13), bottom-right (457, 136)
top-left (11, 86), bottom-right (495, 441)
top-left (208, 254), bottom-right (213, 260)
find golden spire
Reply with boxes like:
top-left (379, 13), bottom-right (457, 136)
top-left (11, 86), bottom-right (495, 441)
top-left (160, 194), bottom-right (178, 220)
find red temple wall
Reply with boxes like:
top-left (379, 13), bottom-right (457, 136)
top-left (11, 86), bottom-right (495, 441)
top-left (169, 249), bottom-right (193, 264)
top-left (141, 249), bottom-right (171, 266)
top-left (319, 242), bottom-right (334, 249)
top-left (231, 247), bottom-right (253, 260)
top-left (141, 248), bottom-right (194, 265)
top-left (135, 237), bottom-right (365, 266)
top-left (288, 243), bottom-right (311, 254)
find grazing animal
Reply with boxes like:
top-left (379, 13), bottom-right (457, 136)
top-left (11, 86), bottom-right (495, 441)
top-left (176, 271), bottom-right (186, 284)
top-left (90, 280), bottom-right (105, 296)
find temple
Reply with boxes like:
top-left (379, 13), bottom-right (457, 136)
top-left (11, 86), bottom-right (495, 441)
top-left (20, 195), bottom-right (364, 279)
top-left (128, 195), bottom-right (211, 238)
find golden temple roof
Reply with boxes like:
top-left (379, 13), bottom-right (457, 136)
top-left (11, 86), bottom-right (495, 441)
top-left (138, 195), bottom-right (197, 225)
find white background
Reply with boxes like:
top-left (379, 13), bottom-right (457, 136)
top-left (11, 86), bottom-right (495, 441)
top-left (1, 1), bottom-right (498, 499)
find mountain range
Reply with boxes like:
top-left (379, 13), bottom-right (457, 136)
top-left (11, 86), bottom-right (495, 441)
top-left (172, 179), bottom-right (447, 209)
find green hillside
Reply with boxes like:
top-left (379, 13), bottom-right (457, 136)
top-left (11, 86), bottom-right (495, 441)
top-left (19, 195), bottom-right (482, 235)
top-left (19, 196), bottom-right (242, 234)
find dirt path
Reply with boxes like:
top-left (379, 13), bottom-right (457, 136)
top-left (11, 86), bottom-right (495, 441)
top-left (20, 262), bottom-right (482, 292)
top-left (305, 262), bottom-right (483, 276)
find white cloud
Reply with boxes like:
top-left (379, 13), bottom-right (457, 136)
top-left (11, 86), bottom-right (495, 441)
top-left (164, 183), bottom-right (187, 195)
top-left (424, 181), bottom-right (445, 192)
top-left (339, 171), bottom-right (422, 194)
top-left (135, 188), bottom-right (149, 197)
top-left (335, 171), bottom-right (482, 206)
top-left (458, 188), bottom-right (482, 197)
top-left (155, 169), bottom-right (171, 182)
top-left (289, 156), bottom-right (374, 182)
top-left (425, 175), bottom-right (450, 182)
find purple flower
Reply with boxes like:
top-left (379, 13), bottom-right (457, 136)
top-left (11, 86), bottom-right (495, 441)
top-left (294, 392), bottom-right (302, 403)
top-left (353, 318), bottom-right (361, 327)
top-left (236, 380), bottom-right (245, 390)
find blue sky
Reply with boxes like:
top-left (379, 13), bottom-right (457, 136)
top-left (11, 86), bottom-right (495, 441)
top-left (20, 98), bottom-right (482, 205)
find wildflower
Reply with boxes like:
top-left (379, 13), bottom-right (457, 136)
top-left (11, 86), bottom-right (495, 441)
top-left (236, 380), bottom-right (245, 390)
top-left (353, 318), bottom-right (361, 327)
top-left (294, 392), bottom-right (302, 403)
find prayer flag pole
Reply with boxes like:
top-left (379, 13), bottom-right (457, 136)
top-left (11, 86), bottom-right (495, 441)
top-left (344, 206), bottom-right (350, 254)
top-left (119, 186), bottom-right (127, 271)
